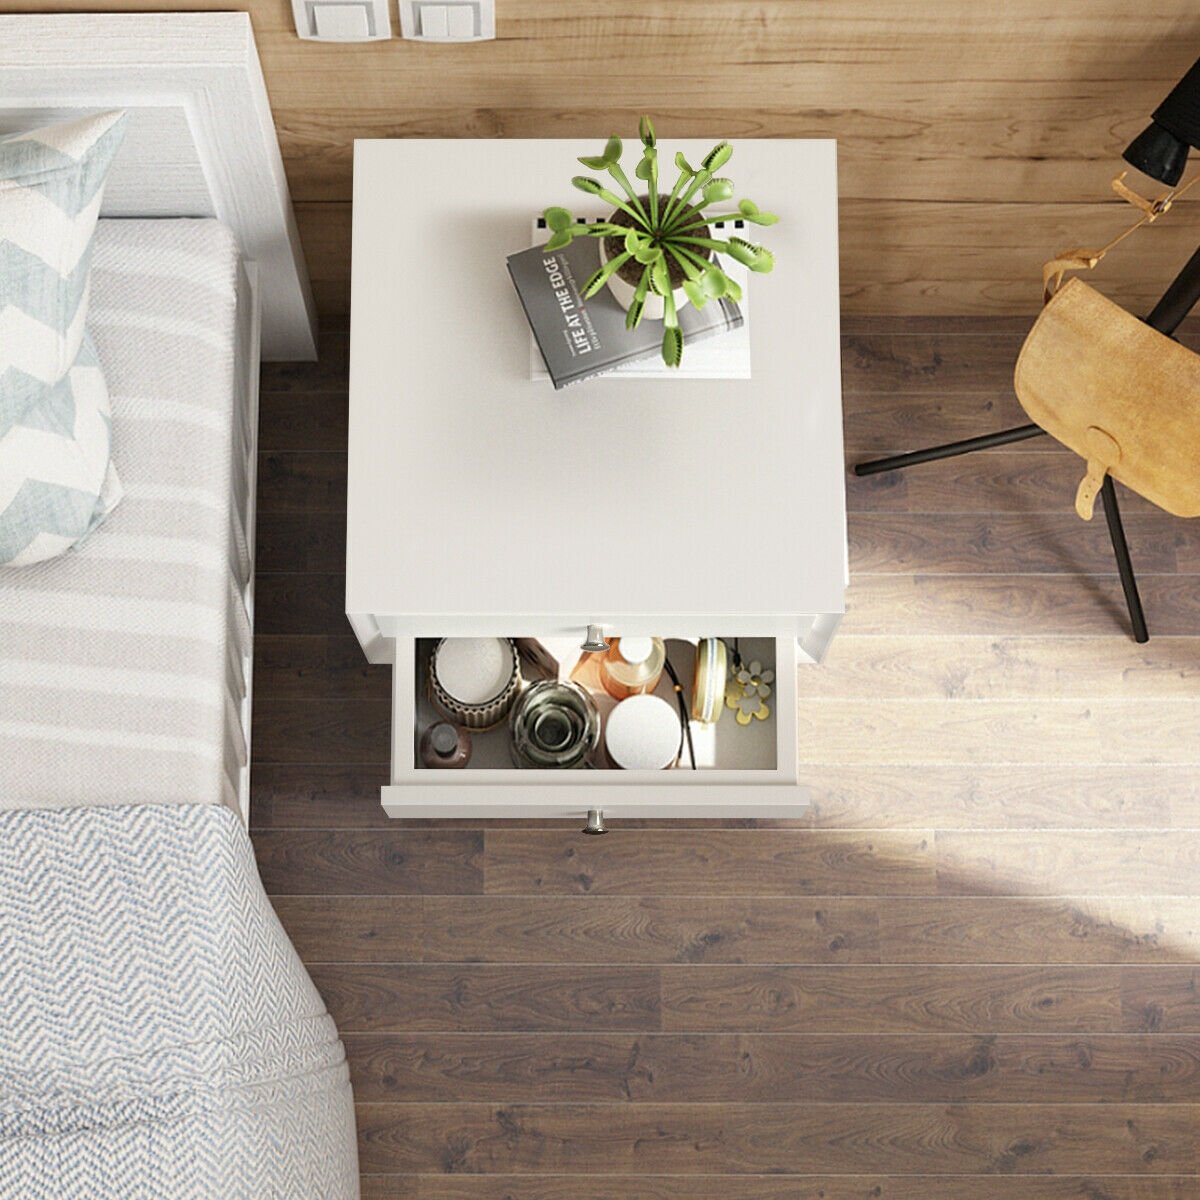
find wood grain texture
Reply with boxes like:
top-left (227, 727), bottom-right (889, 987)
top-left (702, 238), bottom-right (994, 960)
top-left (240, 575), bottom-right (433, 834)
top-left (252, 830), bottom-right (482, 894)
top-left (254, 636), bottom-right (390, 699)
top-left (803, 764), bottom-right (1197, 829)
top-left (311, 965), bottom-right (662, 1033)
top-left (657, 964), bottom-right (1181, 1034)
top-left (841, 574), bottom-right (1200, 636)
top-left (250, 697), bottom-right (389, 762)
top-left (269, 894), bottom-right (1200, 965)
top-left (847, 452), bottom-right (1167, 514)
top-left (935, 832), bottom-right (1200, 895)
top-left (799, 700), bottom-right (1200, 765)
top-left (358, 1180), bottom-right (1200, 1200)
top-left (848, 512), bottom-right (1191, 575)
top-left (354, 1102), bottom-right (1200, 1174)
top-left (345, 1031), bottom-right (1200, 1103)
top-left (802, 636), bottom-right (1200, 700)
top-left (256, 393), bottom-right (347, 453)
top-left (273, 895), bottom-right (883, 964)
top-left (20, 1), bottom-right (1200, 315)
top-left (255, 511), bottom-right (346, 572)
top-left (253, 573), bottom-right (347, 634)
top-left (250, 317), bottom-right (1200, 1195)
top-left (482, 830), bottom-right (937, 896)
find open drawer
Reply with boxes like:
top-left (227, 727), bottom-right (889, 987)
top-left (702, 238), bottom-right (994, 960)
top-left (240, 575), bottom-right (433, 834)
top-left (381, 633), bottom-right (809, 819)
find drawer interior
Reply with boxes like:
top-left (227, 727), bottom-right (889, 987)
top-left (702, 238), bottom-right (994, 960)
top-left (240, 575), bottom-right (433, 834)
top-left (412, 635), bottom-right (781, 773)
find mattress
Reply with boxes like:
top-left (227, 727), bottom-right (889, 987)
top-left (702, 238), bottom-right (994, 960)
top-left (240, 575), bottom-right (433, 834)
top-left (0, 219), bottom-right (254, 812)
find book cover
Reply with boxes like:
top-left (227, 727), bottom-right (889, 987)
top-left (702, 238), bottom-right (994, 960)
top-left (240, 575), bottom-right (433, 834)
top-left (507, 222), bottom-right (745, 389)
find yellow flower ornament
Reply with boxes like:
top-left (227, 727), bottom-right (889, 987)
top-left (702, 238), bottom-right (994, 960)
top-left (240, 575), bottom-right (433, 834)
top-left (725, 659), bottom-right (773, 725)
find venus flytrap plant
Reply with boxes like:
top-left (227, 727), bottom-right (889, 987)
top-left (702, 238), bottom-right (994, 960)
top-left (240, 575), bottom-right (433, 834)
top-left (542, 117), bottom-right (779, 367)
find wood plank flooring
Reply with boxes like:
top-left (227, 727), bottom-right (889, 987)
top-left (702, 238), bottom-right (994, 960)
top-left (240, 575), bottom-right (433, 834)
top-left (251, 316), bottom-right (1200, 1197)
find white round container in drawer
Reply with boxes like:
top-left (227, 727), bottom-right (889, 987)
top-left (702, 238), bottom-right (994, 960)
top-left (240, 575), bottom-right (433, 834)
top-left (430, 637), bottom-right (520, 729)
top-left (604, 693), bottom-right (681, 770)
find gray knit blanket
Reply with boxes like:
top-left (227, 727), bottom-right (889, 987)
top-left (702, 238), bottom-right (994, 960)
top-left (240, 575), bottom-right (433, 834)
top-left (0, 803), bottom-right (359, 1197)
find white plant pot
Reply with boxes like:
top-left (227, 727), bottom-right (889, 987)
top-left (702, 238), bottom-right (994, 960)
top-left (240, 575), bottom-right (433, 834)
top-left (598, 237), bottom-right (690, 323)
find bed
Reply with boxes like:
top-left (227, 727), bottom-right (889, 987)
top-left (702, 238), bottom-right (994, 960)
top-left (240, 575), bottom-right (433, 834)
top-left (0, 16), bottom-right (357, 1198)
top-left (0, 218), bottom-right (258, 814)
top-left (0, 10), bottom-right (317, 821)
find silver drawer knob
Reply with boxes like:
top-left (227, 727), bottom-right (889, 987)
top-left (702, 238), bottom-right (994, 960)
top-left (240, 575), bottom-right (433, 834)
top-left (581, 624), bottom-right (611, 653)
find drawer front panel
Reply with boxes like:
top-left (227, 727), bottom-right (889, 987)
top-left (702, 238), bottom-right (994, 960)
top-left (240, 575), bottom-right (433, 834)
top-left (385, 632), bottom-right (808, 819)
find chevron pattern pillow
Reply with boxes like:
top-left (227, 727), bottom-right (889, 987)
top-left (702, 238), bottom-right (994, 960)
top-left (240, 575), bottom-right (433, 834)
top-left (0, 111), bottom-right (127, 567)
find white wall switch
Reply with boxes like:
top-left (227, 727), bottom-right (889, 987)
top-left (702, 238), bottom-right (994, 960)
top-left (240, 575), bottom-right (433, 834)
top-left (294, 0), bottom-right (391, 40)
top-left (418, 4), bottom-right (449, 36)
top-left (399, 0), bottom-right (494, 41)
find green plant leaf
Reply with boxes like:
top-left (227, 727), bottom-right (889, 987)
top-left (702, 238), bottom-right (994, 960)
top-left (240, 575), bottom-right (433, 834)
top-left (701, 141), bottom-right (732, 172)
top-left (682, 278), bottom-right (707, 309)
top-left (751, 245), bottom-right (775, 272)
top-left (664, 246), bottom-right (701, 280)
top-left (544, 206), bottom-right (573, 233)
top-left (627, 268), bottom-right (652, 330)
top-left (740, 207), bottom-right (780, 226)
top-left (604, 133), bottom-right (623, 163)
top-left (581, 267), bottom-right (607, 297)
top-left (727, 236), bottom-right (773, 270)
top-left (722, 274), bottom-right (743, 303)
top-left (726, 238), bottom-right (755, 266)
top-left (626, 230), bottom-right (661, 264)
top-left (700, 267), bottom-right (727, 299)
top-left (639, 115), bottom-right (656, 147)
top-left (738, 199), bottom-right (759, 216)
top-left (651, 255), bottom-right (670, 296)
top-left (662, 325), bottom-right (683, 368)
top-left (675, 151), bottom-right (696, 175)
top-left (578, 154), bottom-right (609, 170)
top-left (635, 156), bottom-right (653, 181)
top-left (544, 229), bottom-right (573, 251)
top-left (572, 176), bottom-right (640, 222)
top-left (702, 177), bottom-right (734, 204)
top-left (581, 249), bottom-right (633, 298)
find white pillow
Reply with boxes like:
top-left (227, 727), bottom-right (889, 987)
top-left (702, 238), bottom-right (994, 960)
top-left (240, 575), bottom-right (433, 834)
top-left (0, 110), bottom-right (127, 567)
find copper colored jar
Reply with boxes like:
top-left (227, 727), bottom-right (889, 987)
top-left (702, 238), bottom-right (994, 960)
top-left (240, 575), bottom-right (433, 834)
top-left (599, 637), bottom-right (666, 700)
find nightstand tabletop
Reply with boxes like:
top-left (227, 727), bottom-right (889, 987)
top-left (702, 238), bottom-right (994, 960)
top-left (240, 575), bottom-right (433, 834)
top-left (347, 138), bottom-right (846, 639)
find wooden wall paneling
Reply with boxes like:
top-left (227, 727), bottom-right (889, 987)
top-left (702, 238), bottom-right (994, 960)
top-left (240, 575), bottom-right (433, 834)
top-left (16, 0), bottom-right (1200, 315)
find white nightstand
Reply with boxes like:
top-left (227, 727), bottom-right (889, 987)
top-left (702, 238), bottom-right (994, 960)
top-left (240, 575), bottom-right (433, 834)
top-left (347, 138), bottom-right (847, 819)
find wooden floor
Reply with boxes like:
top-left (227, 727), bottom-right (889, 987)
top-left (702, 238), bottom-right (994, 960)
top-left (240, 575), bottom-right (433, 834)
top-left (251, 316), bottom-right (1200, 1198)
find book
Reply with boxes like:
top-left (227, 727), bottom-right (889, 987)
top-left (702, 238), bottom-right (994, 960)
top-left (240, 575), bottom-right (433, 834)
top-left (526, 220), bottom-right (752, 383)
top-left (508, 219), bottom-right (747, 389)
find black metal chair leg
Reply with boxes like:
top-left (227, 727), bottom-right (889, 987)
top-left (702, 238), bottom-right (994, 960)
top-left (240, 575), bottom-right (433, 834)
top-left (854, 423), bottom-right (1047, 476)
top-left (1100, 475), bottom-right (1150, 644)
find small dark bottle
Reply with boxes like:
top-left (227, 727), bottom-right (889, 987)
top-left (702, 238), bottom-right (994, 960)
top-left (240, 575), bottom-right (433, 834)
top-left (420, 722), bottom-right (472, 769)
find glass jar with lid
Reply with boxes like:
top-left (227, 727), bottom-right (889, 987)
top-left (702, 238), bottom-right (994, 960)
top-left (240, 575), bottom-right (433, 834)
top-left (599, 637), bottom-right (666, 700)
top-left (509, 680), bottom-right (601, 769)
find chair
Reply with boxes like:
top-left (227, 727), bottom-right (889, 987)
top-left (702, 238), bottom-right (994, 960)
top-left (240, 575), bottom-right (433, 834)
top-left (854, 192), bottom-right (1200, 643)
